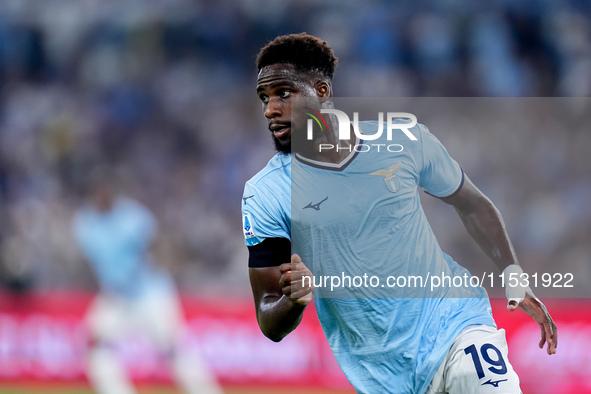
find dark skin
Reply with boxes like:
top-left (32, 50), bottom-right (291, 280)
top-left (249, 63), bottom-right (558, 354)
top-left (440, 177), bottom-right (557, 355)
top-left (256, 63), bottom-right (350, 163)
top-left (89, 181), bottom-right (115, 213)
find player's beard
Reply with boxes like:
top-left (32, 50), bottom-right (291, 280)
top-left (272, 134), bottom-right (291, 154)
top-left (288, 123), bottom-right (334, 158)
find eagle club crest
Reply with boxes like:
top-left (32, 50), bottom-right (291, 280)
top-left (369, 163), bottom-right (402, 193)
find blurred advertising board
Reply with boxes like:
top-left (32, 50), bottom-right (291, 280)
top-left (0, 292), bottom-right (587, 393)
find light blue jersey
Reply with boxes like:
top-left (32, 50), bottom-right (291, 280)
top-left (73, 197), bottom-right (175, 299)
top-left (242, 152), bottom-right (291, 246)
top-left (242, 122), bottom-right (495, 393)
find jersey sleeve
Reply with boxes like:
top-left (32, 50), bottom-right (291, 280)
top-left (241, 182), bottom-right (290, 247)
top-left (132, 200), bottom-right (158, 244)
top-left (418, 125), bottom-right (464, 198)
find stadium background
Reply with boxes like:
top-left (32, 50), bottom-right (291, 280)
top-left (0, 0), bottom-right (590, 393)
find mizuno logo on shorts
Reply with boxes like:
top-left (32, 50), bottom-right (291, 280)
top-left (481, 378), bottom-right (508, 388)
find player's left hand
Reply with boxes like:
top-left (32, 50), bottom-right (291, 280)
top-left (508, 296), bottom-right (557, 355)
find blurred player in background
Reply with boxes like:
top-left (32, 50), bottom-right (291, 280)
top-left (73, 168), bottom-right (222, 394)
top-left (242, 33), bottom-right (557, 393)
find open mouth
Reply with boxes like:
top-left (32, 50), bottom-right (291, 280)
top-left (270, 123), bottom-right (291, 139)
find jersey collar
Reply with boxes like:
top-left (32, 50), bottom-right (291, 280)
top-left (293, 134), bottom-right (360, 172)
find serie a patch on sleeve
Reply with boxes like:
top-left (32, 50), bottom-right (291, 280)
top-left (243, 214), bottom-right (256, 238)
top-left (242, 214), bottom-right (261, 246)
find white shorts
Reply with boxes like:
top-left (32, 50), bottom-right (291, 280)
top-left (427, 325), bottom-right (521, 394)
top-left (86, 290), bottom-right (183, 350)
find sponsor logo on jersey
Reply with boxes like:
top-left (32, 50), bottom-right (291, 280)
top-left (243, 214), bottom-right (256, 239)
top-left (303, 196), bottom-right (328, 211)
top-left (369, 163), bottom-right (402, 193)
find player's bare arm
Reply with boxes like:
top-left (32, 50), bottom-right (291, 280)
top-left (439, 175), bottom-right (558, 355)
top-left (249, 245), bottom-right (314, 342)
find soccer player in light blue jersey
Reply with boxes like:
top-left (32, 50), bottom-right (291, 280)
top-left (73, 169), bottom-right (222, 394)
top-left (242, 33), bottom-right (557, 393)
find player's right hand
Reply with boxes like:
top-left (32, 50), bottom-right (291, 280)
top-left (508, 296), bottom-right (558, 355)
top-left (503, 265), bottom-right (557, 355)
top-left (279, 254), bottom-right (314, 306)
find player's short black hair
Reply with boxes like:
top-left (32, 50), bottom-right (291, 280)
top-left (256, 33), bottom-right (339, 80)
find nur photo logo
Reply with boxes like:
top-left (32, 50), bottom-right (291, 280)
top-left (303, 108), bottom-right (418, 153)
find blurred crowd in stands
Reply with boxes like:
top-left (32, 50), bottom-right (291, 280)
top-left (0, 0), bottom-right (589, 296)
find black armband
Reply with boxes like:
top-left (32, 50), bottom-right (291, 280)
top-left (248, 237), bottom-right (291, 268)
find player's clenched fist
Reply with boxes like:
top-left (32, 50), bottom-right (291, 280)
top-left (279, 254), bottom-right (314, 305)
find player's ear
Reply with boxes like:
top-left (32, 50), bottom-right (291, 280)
top-left (316, 81), bottom-right (331, 98)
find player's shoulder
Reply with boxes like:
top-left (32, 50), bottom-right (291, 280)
top-left (114, 197), bottom-right (156, 223)
top-left (115, 196), bottom-right (147, 213)
top-left (245, 152), bottom-right (291, 190)
top-left (72, 205), bottom-right (93, 229)
top-left (242, 153), bottom-right (291, 215)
